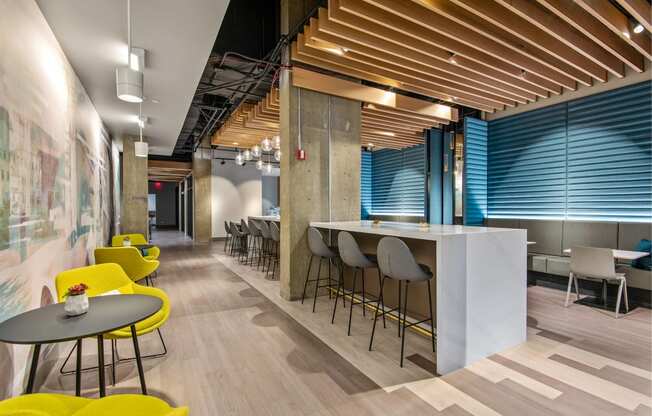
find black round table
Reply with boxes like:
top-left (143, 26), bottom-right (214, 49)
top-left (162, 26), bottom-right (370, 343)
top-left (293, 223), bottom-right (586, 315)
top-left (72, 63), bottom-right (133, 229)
top-left (0, 294), bottom-right (162, 397)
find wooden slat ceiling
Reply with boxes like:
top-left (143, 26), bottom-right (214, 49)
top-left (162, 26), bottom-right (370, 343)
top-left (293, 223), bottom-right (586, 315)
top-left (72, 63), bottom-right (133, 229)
top-left (211, 87), bottom-right (444, 149)
top-left (148, 160), bottom-right (192, 183)
top-left (290, 0), bottom-right (651, 113)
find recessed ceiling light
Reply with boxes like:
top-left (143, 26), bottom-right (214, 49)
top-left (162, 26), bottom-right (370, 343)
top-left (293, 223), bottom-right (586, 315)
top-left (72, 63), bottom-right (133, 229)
top-left (623, 31), bottom-right (631, 38)
top-left (232, 142), bottom-right (239, 146)
top-left (519, 70), bottom-right (527, 79)
top-left (448, 52), bottom-right (457, 64)
top-left (633, 24), bottom-right (644, 34)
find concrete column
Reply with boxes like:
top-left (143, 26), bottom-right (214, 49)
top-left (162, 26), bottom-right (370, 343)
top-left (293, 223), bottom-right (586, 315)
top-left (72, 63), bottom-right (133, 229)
top-left (121, 136), bottom-right (148, 238)
top-left (193, 141), bottom-right (212, 243)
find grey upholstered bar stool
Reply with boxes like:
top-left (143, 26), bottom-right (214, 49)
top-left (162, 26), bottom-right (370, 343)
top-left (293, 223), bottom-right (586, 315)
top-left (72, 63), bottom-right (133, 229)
top-left (369, 236), bottom-right (436, 367)
top-left (228, 222), bottom-right (243, 257)
top-left (247, 219), bottom-right (263, 265)
top-left (223, 221), bottom-right (232, 253)
top-left (332, 231), bottom-right (385, 335)
top-left (257, 220), bottom-right (272, 271)
top-left (239, 219), bottom-right (251, 263)
top-left (268, 221), bottom-right (281, 280)
top-left (301, 227), bottom-right (340, 313)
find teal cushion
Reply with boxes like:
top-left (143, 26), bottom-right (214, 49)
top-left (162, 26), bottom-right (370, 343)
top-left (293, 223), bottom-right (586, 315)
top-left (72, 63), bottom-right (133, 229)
top-left (632, 239), bottom-right (651, 271)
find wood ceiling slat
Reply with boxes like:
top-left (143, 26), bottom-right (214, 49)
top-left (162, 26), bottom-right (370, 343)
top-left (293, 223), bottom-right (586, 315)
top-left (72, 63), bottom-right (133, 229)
top-left (331, 0), bottom-right (562, 95)
top-left (323, 7), bottom-right (549, 99)
top-left (294, 39), bottom-right (501, 112)
top-left (615, 0), bottom-right (652, 33)
top-left (309, 15), bottom-right (533, 104)
top-left (344, 0), bottom-right (576, 90)
top-left (531, 0), bottom-right (644, 73)
top-left (575, 0), bottom-right (652, 62)
top-left (417, 0), bottom-right (607, 83)
top-left (363, 104), bottom-right (450, 125)
top-left (301, 31), bottom-right (514, 108)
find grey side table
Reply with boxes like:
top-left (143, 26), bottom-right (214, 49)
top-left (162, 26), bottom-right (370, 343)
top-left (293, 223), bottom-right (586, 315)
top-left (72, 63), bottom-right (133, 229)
top-left (0, 294), bottom-right (162, 397)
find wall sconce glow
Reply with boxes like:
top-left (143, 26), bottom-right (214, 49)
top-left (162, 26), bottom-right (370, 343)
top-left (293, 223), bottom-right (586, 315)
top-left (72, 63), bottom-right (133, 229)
top-left (633, 24), bottom-right (644, 34)
top-left (116, 66), bottom-right (143, 102)
top-left (134, 140), bottom-right (148, 157)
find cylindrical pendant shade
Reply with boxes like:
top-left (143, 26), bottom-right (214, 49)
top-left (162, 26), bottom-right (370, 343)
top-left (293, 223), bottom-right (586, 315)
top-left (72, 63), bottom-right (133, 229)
top-left (116, 66), bottom-right (143, 103)
top-left (134, 141), bottom-right (148, 157)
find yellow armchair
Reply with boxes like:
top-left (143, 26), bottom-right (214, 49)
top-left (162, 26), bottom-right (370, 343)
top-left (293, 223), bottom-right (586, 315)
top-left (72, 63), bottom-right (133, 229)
top-left (0, 393), bottom-right (188, 416)
top-left (112, 234), bottom-right (160, 260)
top-left (55, 263), bottom-right (170, 383)
top-left (94, 247), bottom-right (159, 285)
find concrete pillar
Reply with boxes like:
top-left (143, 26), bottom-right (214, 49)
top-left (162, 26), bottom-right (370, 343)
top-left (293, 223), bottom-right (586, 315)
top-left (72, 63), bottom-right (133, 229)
top-left (121, 136), bottom-right (148, 238)
top-left (193, 141), bottom-right (212, 243)
top-left (279, 1), bottom-right (361, 300)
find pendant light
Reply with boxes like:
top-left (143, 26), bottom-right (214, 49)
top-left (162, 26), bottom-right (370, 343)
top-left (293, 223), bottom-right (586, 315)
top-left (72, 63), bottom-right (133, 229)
top-left (273, 149), bottom-right (281, 162)
top-left (255, 159), bottom-right (264, 170)
top-left (261, 137), bottom-right (273, 152)
top-left (243, 149), bottom-right (252, 161)
top-left (272, 135), bottom-right (281, 150)
top-left (264, 162), bottom-right (273, 174)
top-left (134, 101), bottom-right (148, 157)
top-left (235, 150), bottom-right (244, 166)
top-left (251, 144), bottom-right (261, 158)
top-left (116, 0), bottom-right (143, 103)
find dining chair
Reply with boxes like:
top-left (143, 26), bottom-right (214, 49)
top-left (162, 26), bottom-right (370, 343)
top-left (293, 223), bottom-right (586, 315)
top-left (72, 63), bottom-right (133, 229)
top-left (565, 246), bottom-right (629, 318)
top-left (95, 247), bottom-right (160, 286)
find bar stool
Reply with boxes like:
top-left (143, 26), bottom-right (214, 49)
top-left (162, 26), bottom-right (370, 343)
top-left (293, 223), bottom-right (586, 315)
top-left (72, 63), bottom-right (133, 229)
top-left (238, 219), bottom-right (251, 263)
top-left (247, 219), bottom-right (263, 266)
top-left (369, 236), bottom-right (436, 367)
top-left (229, 222), bottom-right (245, 259)
top-left (268, 221), bottom-right (281, 280)
top-left (257, 220), bottom-right (272, 272)
top-left (332, 231), bottom-right (385, 335)
top-left (223, 221), bottom-right (232, 253)
top-left (301, 227), bottom-right (341, 313)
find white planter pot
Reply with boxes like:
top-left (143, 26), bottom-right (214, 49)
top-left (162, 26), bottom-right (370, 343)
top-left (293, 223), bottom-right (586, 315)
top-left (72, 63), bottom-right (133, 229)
top-left (65, 293), bottom-right (89, 316)
top-left (123, 240), bottom-right (131, 247)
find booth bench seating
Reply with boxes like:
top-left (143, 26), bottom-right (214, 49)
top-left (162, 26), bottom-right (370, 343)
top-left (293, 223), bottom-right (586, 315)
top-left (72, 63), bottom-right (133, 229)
top-left (487, 219), bottom-right (652, 291)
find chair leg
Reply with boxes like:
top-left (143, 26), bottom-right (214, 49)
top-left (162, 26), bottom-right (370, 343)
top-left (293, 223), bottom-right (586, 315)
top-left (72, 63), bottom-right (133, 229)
top-left (301, 255), bottom-right (314, 304)
top-left (564, 272), bottom-right (574, 307)
top-left (623, 280), bottom-right (629, 312)
top-left (369, 276), bottom-right (386, 351)
top-left (331, 265), bottom-right (346, 324)
top-left (346, 268), bottom-right (358, 335)
top-left (400, 281), bottom-right (410, 367)
top-left (614, 280), bottom-right (624, 318)
top-left (328, 259), bottom-right (332, 300)
top-left (378, 269), bottom-right (386, 328)
top-left (312, 258), bottom-right (323, 313)
top-left (361, 268), bottom-right (366, 317)
top-left (397, 280), bottom-right (402, 338)
top-left (111, 339), bottom-right (116, 386)
top-left (427, 279), bottom-right (436, 353)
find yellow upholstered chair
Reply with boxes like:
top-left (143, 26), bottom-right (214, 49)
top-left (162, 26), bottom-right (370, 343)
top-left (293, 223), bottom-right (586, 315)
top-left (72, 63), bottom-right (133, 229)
top-left (55, 263), bottom-right (170, 383)
top-left (112, 233), bottom-right (160, 261)
top-left (95, 247), bottom-right (159, 286)
top-left (0, 393), bottom-right (188, 416)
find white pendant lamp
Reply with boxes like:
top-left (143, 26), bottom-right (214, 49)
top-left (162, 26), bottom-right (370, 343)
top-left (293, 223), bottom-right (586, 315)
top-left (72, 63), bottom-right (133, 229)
top-left (273, 149), bottom-right (281, 162)
top-left (243, 149), bottom-right (252, 161)
top-left (116, 0), bottom-right (143, 103)
top-left (251, 145), bottom-right (261, 158)
top-left (134, 102), bottom-right (148, 157)
top-left (273, 135), bottom-right (281, 150)
top-left (264, 163), bottom-right (273, 174)
top-left (235, 151), bottom-right (245, 166)
top-left (261, 137), bottom-right (273, 152)
top-left (255, 159), bottom-right (264, 170)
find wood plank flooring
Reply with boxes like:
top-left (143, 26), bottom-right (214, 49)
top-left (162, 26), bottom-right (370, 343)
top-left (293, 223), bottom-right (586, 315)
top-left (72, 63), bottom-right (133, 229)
top-left (40, 230), bottom-right (652, 415)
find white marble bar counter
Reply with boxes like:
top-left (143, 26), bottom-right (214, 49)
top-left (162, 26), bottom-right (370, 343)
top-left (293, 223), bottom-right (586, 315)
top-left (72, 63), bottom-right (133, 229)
top-left (248, 215), bottom-right (280, 222)
top-left (310, 220), bottom-right (527, 375)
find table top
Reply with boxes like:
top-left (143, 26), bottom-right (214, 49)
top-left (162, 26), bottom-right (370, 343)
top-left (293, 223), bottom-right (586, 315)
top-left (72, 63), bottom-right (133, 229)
top-left (0, 295), bottom-right (162, 345)
top-left (249, 215), bottom-right (280, 222)
top-left (310, 220), bottom-right (523, 241)
top-left (563, 248), bottom-right (648, 260)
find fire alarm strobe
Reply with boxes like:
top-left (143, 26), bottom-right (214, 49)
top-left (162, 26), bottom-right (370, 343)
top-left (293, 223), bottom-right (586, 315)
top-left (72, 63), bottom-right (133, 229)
top-left (295, 148), bottom-right (306, 160)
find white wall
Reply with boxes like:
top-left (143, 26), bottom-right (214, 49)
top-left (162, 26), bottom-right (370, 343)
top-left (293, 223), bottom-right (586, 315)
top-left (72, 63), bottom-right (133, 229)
top-left (211, 159), bottom-right (263, 238)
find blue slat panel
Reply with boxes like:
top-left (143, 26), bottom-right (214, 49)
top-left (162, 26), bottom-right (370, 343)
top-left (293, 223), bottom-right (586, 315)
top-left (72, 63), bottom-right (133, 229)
top-left (372, 144), bottom-right (426, 216)
top-left (488, 104), bottom-right (567, 219)
top-left (566, 82), bottom-right (652, 221)
top-left (464, 117), bottom-right (488, 225)
top-left (428, 129), bottom-right (443, 224)
top-left (443, 131), bottom-right (455, 224)
top-left (361, 150), bottom-right (372, 219)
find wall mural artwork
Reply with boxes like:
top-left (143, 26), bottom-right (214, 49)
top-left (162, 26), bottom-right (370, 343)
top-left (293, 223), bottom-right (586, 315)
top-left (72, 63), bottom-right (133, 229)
top-left (0, 1), bottom-right (114, 397)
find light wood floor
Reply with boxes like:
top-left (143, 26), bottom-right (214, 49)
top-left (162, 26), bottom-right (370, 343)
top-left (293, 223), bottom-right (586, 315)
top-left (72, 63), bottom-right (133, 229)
top-left (40, 230), bottom-right (652, 415)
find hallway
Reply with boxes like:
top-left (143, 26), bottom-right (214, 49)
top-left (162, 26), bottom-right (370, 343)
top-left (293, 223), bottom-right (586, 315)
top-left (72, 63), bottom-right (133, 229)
top-left (38, 231), bottom-right (652, 416)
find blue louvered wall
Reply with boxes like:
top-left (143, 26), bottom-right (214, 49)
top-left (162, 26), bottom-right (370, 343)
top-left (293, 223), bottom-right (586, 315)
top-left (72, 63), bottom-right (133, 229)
top-left (361, 150), bottom-right (372, 219)
top-left (464, 117), bottom-right (488, 225)
top-left (488, 81), bottom-right (652, 222)
top-left (365, 144), bottom-right (426, 217)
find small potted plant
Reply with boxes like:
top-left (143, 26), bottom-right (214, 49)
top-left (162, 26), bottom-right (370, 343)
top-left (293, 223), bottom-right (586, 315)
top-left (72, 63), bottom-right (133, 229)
top-left (122, 236), bottom-right (131, 247)
top-left (64, 283), bottom-right (89, 316)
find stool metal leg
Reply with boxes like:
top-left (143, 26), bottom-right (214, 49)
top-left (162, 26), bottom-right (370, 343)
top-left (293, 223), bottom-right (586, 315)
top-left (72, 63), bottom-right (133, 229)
top-left (75, 339), bottom-right (82, 396)
top-left (331, 265), bottom-right (346, 324)
top-left (361, 268), bottom-right (366, 317)
top-left (378, 269), bottom-right (386, 328)
top-left (369, 276), bottom-right (386, 351)
top-left (347, 268), bottom-right (358, 335)
top-left (427, 280), bottom-right (436, 353)
top-left (397, 280), bottom-right (402, 337)
top-left (312, 258), bottom-right (323, 313)
top-left (301, 255), bottom-right (314, 304)
top-left (400, 281), bottom-right (410, 367)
